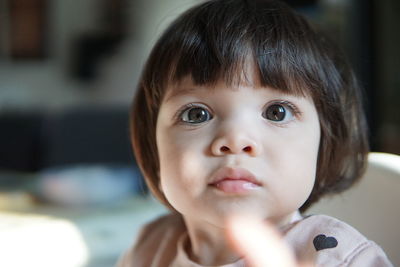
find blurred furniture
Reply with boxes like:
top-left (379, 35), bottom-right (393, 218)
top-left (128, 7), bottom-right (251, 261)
top-left (40, 106), bottom-right (133, 167)
top-left (1, 106), bottom-right (145, 204)
top-left (0, 106), bottom-right (134, 171)
top-left (0, 112), bottom-right (43, 172)
top-left (308, 152), bottom-right (400, 266)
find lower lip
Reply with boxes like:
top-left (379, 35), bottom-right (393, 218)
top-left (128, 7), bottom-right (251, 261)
top-left (211, 180), bottom-right (260, 194)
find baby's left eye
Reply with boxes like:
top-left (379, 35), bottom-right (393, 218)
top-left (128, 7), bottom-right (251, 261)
top-left (262, 102), bottom-right (297, 123)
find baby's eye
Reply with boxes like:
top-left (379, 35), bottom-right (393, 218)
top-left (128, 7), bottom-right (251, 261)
top-left (180, 105), bottom-right (213, 124)
top-left (262, 102), bottom-right (297, 123)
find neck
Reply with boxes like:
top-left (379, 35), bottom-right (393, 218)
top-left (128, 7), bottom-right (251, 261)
top-left (183, 217), bottom-right (242, 266)
top-left (181, 211), bottom-right (300, 266)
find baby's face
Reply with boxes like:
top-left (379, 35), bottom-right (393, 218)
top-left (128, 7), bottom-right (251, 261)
top-left (156, 76), bottom-right (320, 226)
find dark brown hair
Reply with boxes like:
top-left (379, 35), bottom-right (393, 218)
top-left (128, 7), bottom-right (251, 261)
top-left (130, 0), bottom-right (369, 212)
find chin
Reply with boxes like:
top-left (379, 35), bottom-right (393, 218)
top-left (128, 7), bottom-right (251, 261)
top-left (212, 203), bottom-right (269, 220)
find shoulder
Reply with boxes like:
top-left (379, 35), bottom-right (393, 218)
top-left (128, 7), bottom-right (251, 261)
top-left (285, 214), bottom-right (393, 266)
top-left (116, 212), bottom-right (186, 267)
top-left (135, 212), bottom-right (185, 244)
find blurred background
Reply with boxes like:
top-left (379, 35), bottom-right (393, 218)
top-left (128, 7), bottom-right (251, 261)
top-left (0, 0), bottom-right (399, 266)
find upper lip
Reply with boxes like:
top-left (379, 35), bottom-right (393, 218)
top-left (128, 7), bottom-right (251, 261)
top-left (209, 167), bottom-right (262, 186)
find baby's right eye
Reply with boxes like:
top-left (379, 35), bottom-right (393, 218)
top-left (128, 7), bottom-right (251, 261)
top-left (180, 105), bottom-right (213, 124)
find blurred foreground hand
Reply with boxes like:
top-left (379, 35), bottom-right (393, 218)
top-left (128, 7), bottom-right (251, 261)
top-left (227, 216), bottom-right (312, 267)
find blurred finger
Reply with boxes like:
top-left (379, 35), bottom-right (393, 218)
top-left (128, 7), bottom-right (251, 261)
top-left (227, 216), bottom-right (297, 267)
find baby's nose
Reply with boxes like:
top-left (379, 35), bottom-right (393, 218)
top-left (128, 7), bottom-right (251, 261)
top-left (211, 133), bottom-right (261, 156)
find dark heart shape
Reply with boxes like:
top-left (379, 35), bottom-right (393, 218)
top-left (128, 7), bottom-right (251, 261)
top-left (313, 234), bottom-right (338, 251)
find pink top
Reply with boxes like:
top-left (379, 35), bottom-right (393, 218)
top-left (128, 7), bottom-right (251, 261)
top-left (116, 212), bottom-right (393, 267)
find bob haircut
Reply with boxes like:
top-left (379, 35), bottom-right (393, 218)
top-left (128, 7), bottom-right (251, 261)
top-left (130, 0), bottom-right (369, 212)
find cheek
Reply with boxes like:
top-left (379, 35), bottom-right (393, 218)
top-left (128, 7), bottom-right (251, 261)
top-left (271, 121), bottom-right (320, 208)
top-left (269, 147), bottom-right (318, 213)
top-left (157, 130), bottom-right (209, 198)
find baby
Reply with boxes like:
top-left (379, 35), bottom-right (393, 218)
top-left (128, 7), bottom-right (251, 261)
top-left (117, 0), bottom-right (393, 266)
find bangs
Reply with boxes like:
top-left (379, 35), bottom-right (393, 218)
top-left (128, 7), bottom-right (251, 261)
top-left (143, 0), bottom-right (341, 101)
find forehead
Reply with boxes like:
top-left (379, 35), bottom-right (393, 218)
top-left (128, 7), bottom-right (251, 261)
top-left (164, 73), bottom-right (251, 102)
top-left (163, 73), bottom-right (311, 104)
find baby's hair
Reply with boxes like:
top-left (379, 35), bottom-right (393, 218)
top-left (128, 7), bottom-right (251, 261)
top-left (130, 0), bottom-right (369, 211)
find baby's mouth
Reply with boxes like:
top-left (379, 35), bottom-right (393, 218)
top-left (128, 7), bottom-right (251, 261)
top-left (209, 167), bottom-right (261, 194)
